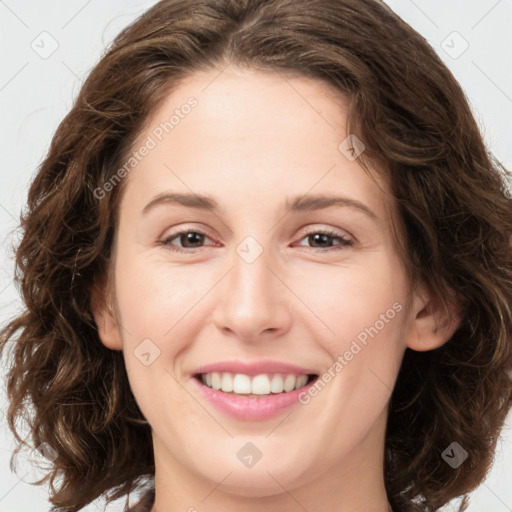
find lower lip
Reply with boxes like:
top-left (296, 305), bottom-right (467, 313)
top-left (192, 376), bottom-right (317, 421)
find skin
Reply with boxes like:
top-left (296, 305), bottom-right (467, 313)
top-left (91, 66), bottom-right (461, 512)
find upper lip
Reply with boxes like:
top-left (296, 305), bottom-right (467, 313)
top-left (193, 359), bottom-right (318, 377)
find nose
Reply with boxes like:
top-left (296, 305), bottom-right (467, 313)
top-left (212, 244), bottom-right (293, 342)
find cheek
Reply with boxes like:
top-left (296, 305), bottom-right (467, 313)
top-left (112, 249), bottom-right (225, 407)
top-left (290, 251), bottom-right (409, 359)
top-left (113, 253), bottom-right (201, 426)
top-left (113, 248), bottom-right (203, 341)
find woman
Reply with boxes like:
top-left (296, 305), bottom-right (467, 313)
top-left (1, 0), bottom-right (511, 511)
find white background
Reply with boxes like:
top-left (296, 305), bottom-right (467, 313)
top-left (0, 1), bottom-right (511, 511)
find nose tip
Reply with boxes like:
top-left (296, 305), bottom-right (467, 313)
top-left (212, 251), bottom-right (292, 342)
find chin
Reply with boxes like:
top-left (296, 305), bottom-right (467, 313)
top-left (197, 449), bottom-right (314, 498)
top-left (209, 471), bottom-right (295, 498)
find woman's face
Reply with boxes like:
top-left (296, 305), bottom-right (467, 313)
top-left (93, 67), bottom-right (457, 507)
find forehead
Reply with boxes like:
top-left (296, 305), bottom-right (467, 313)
top-left (139, 66), bottom-right (349, 150)
top-left (122, 66), bottom-right (397, 230)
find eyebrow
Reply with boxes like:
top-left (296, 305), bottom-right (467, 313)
top-left (142, 192), bottom-right (378, 221)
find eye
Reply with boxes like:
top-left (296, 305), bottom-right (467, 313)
top-left (158, 228), bottom-right (353, 253)
top-left (158, 229), bottom-right (215, 253)
top-left (294, 229), bottom-right (354, 252)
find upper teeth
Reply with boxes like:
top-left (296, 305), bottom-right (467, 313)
top-left (201, 372), bottom-right (310, 395)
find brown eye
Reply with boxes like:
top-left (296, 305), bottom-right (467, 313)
top-left (295, 230), bottom-right (353, 251)
top-left (160, 230), bottom-right (213, 253)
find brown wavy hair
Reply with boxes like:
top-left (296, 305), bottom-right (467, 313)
top-left (1, 0), bottom-right (511, 511)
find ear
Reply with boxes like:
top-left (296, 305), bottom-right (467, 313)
top-left (406, 280), bottom-right (464, 352)
top-left (89, 276), bottom-right (123, 351)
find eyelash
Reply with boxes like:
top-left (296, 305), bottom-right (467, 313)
top-left (158, 228), bottom-right (354, 254)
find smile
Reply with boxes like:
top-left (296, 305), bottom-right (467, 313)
top-left (196, 372), bottom-right (317, 396)
top-left (192, 371), bottom-right (320, 421)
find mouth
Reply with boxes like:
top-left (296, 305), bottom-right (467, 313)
top-left (193, 372), bottom-right (318, 397)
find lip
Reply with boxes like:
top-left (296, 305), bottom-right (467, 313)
top-left (191, 374), bottom-right (319, 421)
top-left (192, 359), bottom-right (318, 377)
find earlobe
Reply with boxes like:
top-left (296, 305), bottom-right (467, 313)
top-left (406, 281), bottom-right (464, 352)
top-left (89, 277), bottom-right (123, 351)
